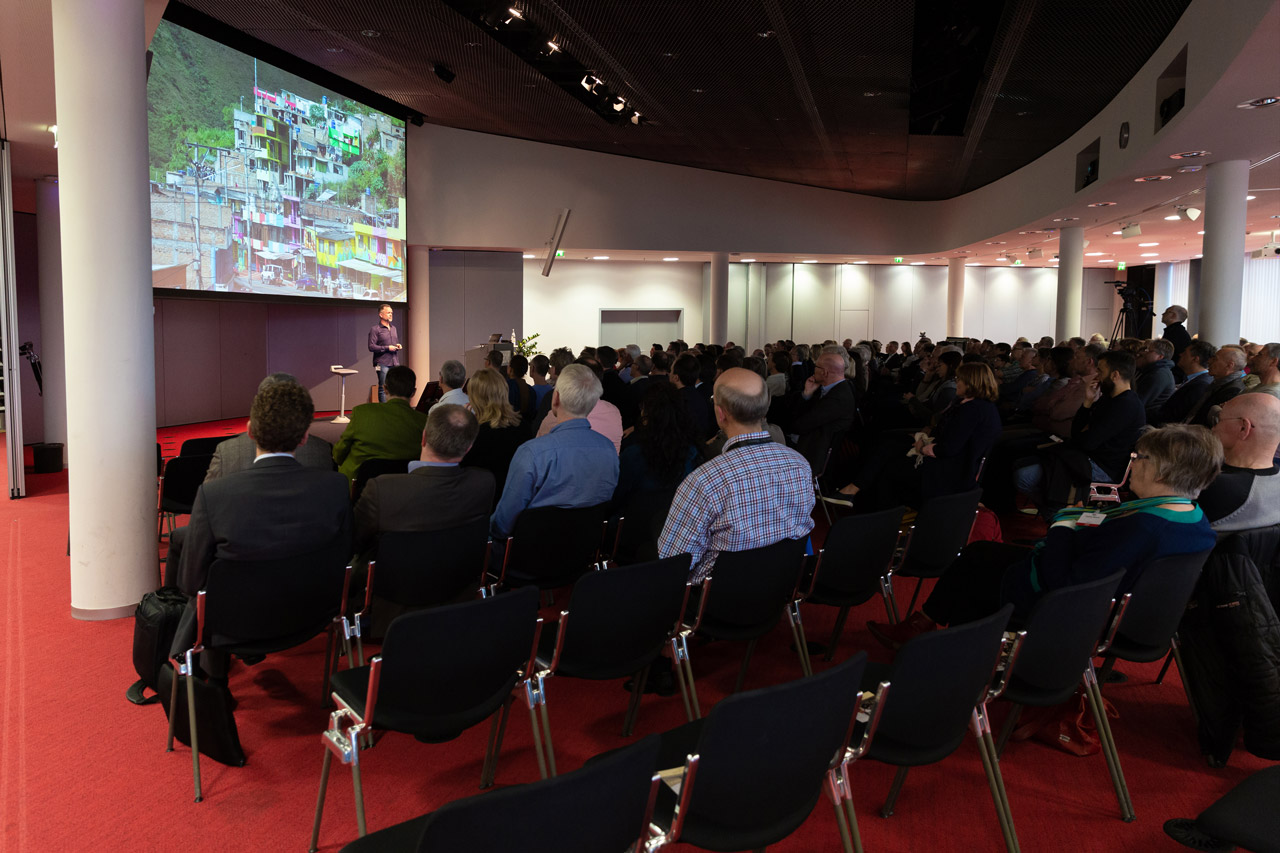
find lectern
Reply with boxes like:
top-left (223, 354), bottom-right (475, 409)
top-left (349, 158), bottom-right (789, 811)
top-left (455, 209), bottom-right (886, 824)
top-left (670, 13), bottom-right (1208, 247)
top-left (329, 365), bottom-right (360, 424)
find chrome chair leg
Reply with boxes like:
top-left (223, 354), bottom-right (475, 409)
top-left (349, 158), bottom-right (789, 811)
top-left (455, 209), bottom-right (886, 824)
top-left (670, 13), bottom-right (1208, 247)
top-left (538, 685), bottom-right (557, 778)
top-left (481, 696), bottom-right (513, 788)
top-left (166, 664), bottom-right (179, 752)
top-left (843, 797), bottom-right (865, 853)
top-left (351, 743), bottom-right (367, 838)
top-left (309, 749), bottom-right (333, 853)
top-left (787, 602), bottom-right (813, 677)
top-left (733, 637), bottom-right (759, 693)
top-left (1083, 665), bottom-right (1135, 821)
top-left (880, 575), bottom-right (900, 624)
top-left (184, 662), bottom-right (203, 802)
top-left (1155, 649), bottom-right (1174, 684)
top-left (674, 634), bottom-right (701, 719)
top-left (827, 773), bottom-right (855, 853)
top-left (825, 606), bottom-right (851, 662)
top-left (882, 766), bottom-right (909, 817)
top-left (973, 707), bottom-right (1019, 853)
top-left (623, 663), bottom-right (649, 737)
top-left (670, 639), bottom-right (694, 722)
top-left (524, 679), bottom-right (549, 780)
top-left (995, 703), bottom-right (1024, 757)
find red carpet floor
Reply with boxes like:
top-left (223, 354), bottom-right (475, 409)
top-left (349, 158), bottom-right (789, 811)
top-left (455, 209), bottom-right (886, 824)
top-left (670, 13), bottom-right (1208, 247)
top-left (1, 433), bottom-right (1273, 852)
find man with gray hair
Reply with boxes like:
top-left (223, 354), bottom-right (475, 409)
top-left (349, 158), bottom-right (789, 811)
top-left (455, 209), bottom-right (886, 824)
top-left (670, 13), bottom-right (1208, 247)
top-left (431, 359), bottom-right (469, 410)
top-left (1187, 345), bottom-right (1248, 427)
top-left (491, 364), bottom-right (620, 539)
top-left (1246, 343), bottom-right (1280, 399)
top-left (204, 373), bottom-right (334, 481)
top-left (660, 368), bottom-right (815, 582)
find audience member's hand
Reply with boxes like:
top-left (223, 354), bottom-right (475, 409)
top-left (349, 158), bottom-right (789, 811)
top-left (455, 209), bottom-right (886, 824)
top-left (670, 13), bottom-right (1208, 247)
top-left (803, 374), bottom-right (820, 397)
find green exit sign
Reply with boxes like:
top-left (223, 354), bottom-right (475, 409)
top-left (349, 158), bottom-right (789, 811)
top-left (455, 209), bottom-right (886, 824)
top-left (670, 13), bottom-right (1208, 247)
top-left (555, 250), bottom-right (565, 258)
top-left (1117, 261), bottom-right (1127, 271)
top-left (893, 257), bottom-right (904, 264)
top-left (1013, 259), bottom-right (1023, 265)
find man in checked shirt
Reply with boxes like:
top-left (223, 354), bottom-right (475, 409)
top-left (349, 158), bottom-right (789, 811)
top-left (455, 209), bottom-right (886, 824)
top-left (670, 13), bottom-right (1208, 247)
top-left (659, 367), bottom-right (816, 582)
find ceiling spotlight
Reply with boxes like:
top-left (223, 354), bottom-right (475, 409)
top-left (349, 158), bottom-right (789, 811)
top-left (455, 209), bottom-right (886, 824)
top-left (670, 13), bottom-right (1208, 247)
top-left (1134, 175), bottom-right (1172, 182)
top-left (1246, 195), bottom-right (1257, 201)
top-left (1178, 206), bottom-right (1202, 221)
top-left (985, 241), bottom-right (1006, 245)
top-left (1236, 96), bottom-right (1279, 109)
top-left (1169, 150), bottom-right (1210, 159)
top-left (757, 30), bottom-right (775, 38)
top-left (853, 261), bottom-right (869, 264)
top-left (662, 257), bottom-right (678, 261)
top-left (1120, 223), bottom-right (1143, 239)
top-left (1177, 165), bottom-right (1202, 173)
top-left (581, 74), bottom-right (602, 93)
top-left (433, 63), bottom-right (456, 84)
top-left (630, 111), bottom-right (644, 125)
top-left (502, 7), bottom-right (524, 24)
top-left (522, 253), bottom-right (535, 258)
top-left (1087, 201), bottom-right (1117, 207)
top-left (1112, 231), bottom-right (1123, 235)
top-left (1141, 253), bottom-right (1159, 257)
top-left (965, 262), bottom-right (981, 267)
top-left (611, 96), bottom-right (627, 112)
top-left (360, 29), bottom-right (381, 37)
top-left (545, 38), bottom-right (561, 53)
top-left (326, 47), bottom-right (344, 53)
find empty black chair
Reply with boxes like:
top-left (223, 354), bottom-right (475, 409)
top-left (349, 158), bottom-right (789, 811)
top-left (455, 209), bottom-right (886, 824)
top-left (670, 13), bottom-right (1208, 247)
top-left (180, 435), bottom-right (227, 457)
top-left (797, 506), bottom-right (906, 661)
top-left (339, 734), bottom-right (662, 853)
top-left (641, 651), bottom-right (870, 852)
top-left (881, 488), bottom-right (982, 622)
top-left (992, 571), bottom-right (1132, 821)
top-left (527, 555), bottom-right (694, 777)
top-left (350, 458), bottom-right (414, 504)
top-left (158, 453), bottom-right (214, 540)
top-left (682, 538), bottom-right (810, 697)
top-left (493, 503), bottom-right (609, 590)
top-left (350, 518), bottom-right (491, 662)
top-left (854, 604), bottom-right (1020, 853)
top-left (167, 551), bottom-right (353, 803)
top-left (309, 587), bottom-right (541, 848)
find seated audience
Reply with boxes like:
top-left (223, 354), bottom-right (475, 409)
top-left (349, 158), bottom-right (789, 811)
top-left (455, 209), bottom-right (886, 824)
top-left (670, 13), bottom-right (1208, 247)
top-left (1246, 342), bottom-right (1279, 398)
top-left (1186, 345), bottom-right (1247, 427)
top-left (460, 367), bottom-right (529, 499)
top-left (871, 423), bottom-right (1221, 646)
top-left (597, 345), bottom-right (635, 427)
top-left (766, 351), bottom-right (790, 398)
top-left (790, 348), bottom-right (857, 473)
top-left (999, 345), bottom-right (1041, 402)
top-left (904, 350), bottom-right (962, 425)
top-left (529, 354), bottom-right (553, 409)
top-left (506, 354), bottom-right (534, 420)
top-left (659, 368), bottom-right (815, 582)
top-left (174, 381), bottom-right (352, 680)
top-left (334, 365), bottom-right (429, 481)
top-left (537, 357), bottom-right (625, 451)
top-left (1135, 338), bottom-right (1177, 421)
top-left (486, 349), bottom-right (505, 374)
top-left (1157, 340), bottom-right (1215, 424)
top-left (204, 372), bottom-right (334, 481)
top-left (1199, 393), bottom-right (1280, 531)
top-left (491, 364), bottom-right (620, 539)
top-left (431, 359), bottom-right (469, 410)
top-left (530, 346), bottom-right (577, 434)
top-left (671, 352), bottom-right (716, 440)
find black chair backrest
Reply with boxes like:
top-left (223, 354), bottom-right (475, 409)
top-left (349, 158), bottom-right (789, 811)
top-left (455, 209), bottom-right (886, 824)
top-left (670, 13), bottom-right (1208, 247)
top-left (351, 458), bottom-right (414, 504)
top-left (818, 506), bottom-right (905, 595)
top-left (180, 435), bottom-right (227, 457)
top-left (705, 538), bottom-right (808, 628)
top-left (507, 504), bottom-right (608, 585)
top-left (204, 549), bottom-right (349, 644)
top-left (1012, 570), bottom-right (1126, 696)
top-left (613, 486), bottom-right (679, 565)
top-left (558, 554), bottom-right (692, 678)
top-left (901, 488), bottom-right (982, 577)
top-left (1113, 548), bottom-right (1214, 650)
top-left (682, 651), bottom-right (868, 848)
top-left (378, 587), bottom-right (539, 727)
top-left (874, 604), bottom-right (1013, 759)
top-left (160, 454), bottom-right (214, 509)
top-left (417, 735), bottom-right (660, 853)
top-left (374, 518), bottom-right (489, 607)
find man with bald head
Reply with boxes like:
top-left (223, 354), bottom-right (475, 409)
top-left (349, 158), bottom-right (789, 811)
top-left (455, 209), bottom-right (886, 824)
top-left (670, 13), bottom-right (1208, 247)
top-left (660, 368), bottom-right (815, 582)
top-left (1187, 345), bottom-right (1248, 427)
top-left (1199, 393), bottom-right (1280, 532)
top-left (789, 348), bottom-right (857, 473)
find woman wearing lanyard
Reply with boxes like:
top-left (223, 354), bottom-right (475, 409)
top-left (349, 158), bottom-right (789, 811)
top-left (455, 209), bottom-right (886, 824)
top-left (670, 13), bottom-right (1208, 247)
top-left (870, 423), bottom-right (1222, 648)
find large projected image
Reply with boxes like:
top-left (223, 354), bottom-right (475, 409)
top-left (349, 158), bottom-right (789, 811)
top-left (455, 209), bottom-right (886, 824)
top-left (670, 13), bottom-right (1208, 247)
top-left (147, 20), bottom-right (407, 301)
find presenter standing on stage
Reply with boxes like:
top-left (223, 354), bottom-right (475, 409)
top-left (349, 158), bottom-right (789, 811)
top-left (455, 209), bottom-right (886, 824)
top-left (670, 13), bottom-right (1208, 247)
top-left (369, 303), bottom-right (403, 402)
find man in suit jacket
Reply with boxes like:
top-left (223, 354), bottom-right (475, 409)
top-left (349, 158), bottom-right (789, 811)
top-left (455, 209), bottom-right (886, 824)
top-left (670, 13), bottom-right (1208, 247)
top-left (1158, 340), bottom-right (1216, 425)
top-left (1187, 345), bottom-right (1248, 427)
top-left (790, 349), bottom-right (857, 473)
top-left (203, 373), bottom-right (335, 481)
top-left (354, 404), bottom-right (495, 554)
top-left (174, 381), bottom-right (352, 678)
top-left (334, 365), bottom-right (429, 481)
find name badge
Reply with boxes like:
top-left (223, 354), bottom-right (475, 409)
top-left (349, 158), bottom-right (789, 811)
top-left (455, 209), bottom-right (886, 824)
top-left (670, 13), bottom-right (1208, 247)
top-left (1076, 511), bottom-right (1108, 527)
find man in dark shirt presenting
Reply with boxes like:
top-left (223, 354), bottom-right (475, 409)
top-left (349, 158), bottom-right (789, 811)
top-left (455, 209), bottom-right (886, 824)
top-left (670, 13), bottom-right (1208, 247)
top-left (369, 303), bottom-right (403, 402)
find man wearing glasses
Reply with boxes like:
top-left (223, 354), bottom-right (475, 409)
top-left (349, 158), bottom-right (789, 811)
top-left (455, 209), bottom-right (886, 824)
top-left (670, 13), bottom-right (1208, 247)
top-left (1199, 393), bottom-right (1280, 532)
top-left (1135, 338), bottom-right (1176, 421)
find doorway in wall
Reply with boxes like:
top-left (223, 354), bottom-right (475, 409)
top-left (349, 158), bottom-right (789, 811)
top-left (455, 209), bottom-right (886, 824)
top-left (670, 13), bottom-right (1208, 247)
top-left (599, 309), bottom-right (683, 348)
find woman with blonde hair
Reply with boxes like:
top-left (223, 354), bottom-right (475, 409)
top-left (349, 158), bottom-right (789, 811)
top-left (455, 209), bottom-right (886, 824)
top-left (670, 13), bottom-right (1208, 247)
top-left (460, 367), bottom-right (527, 501)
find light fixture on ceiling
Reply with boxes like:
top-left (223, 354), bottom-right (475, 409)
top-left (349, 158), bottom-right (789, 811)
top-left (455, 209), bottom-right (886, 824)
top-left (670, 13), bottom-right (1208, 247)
top-left (909, 261), bottom-right (926, 266)
top-left (630, 111), bottom-right (644, 125)
top-left (740, 258), bottom-right (756, 263)
top-left (1052, 217), bottom-right (1079, 222)
top-left (611, 96), bottom-right (627, 112)
top-left (965, 262), bottom-right (981, 267)
top-left (1177, 206), bottom-right (1202, 221)
top-left (801, 259), bottom-right (818, 264)
top-left (48, 124), bottom-right (58, 149)
top-left (503, 7), bottom-right (524, 24)
top-left (1177, 165), bottom-right (1202, 173)
top-left (1112, 231), bottom-right (1123, 235)
top-left (1120, 223), bottom-right (1142, 238)
top-left (663, 257), bottom-right (678, 261)
top-left (1097, 259), bottom-right (1114, 263)
top-left (522, 253), bottom-right (535, 259)
top-left (853, 261), bottom-right (869, 264)
top-left (985, 241), bottom-right (1006, 245)
top-left (433, 63), bottom-right (456, 84)
top-left (581, 74), bottom-right (602, 93)
top-left (1246, 195), bottom-right (1257, 201)
top-left (545, 38), bottom-right (562, 54)
top-left (1164, 214), bottom-right (1181, 221)
top-left (1087, 201), bottom-right (1117, 207)
top-left (1138, 242), bottom-right (1159, 247)
top-left (1236, 96), bottom-right (1279, 109)
top-left (1169, 150), bottom-right (1210, 159)
top-left (1134, 175), bottom-right (1172, 182)
top-left (591, 255), bottom-right (609, 260)
top-left (1140, 253), bottom-right (1159, 257)
top-left (757, 30), bottom-right (775, 38)
top-left (1086, 252), bottom-right (1104, 256)
top-left (360, 29), bottom-right (381, 37)
top-left (1198, 230), bottom-right (1205, 234)
top-left (326, 47), bottom-right (344, 53)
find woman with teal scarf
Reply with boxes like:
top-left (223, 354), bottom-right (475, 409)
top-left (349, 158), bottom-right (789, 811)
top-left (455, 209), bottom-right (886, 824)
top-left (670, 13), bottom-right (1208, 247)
top-left (869, 424), bottom-right (1222, 648)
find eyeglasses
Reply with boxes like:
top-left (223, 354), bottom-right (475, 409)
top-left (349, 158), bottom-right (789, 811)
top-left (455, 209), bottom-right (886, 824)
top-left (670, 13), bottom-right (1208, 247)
top-left (1130, 452), bottom-right (1149, 460)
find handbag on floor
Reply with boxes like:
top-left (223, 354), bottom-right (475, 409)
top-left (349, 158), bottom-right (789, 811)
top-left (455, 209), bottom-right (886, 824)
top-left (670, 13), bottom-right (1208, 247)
top-left (127, 586), bottom-right (189, 705)
top-left (157, 662), bottom-right (247, 767)
top-left (1011, 688), bottom-right (1118, 757)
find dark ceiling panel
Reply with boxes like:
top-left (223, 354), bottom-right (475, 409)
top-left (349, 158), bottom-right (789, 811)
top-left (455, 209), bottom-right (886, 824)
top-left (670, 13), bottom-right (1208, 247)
top-left (172, 0), bottom-right (1193, 200)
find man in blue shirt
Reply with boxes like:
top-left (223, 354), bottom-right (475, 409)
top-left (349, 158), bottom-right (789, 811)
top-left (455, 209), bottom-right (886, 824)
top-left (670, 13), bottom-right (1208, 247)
top-left (491, 364), bottom-right (619, 539)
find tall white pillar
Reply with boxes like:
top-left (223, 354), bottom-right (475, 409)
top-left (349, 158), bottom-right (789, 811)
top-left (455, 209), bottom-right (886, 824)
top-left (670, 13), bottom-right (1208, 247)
top-left (1199, 159), bottom-right (1249, 347)
top-left (709, 252), bottom-right (729, 346)
top-left (406, 245), bottom-right (430, 382)
top-left (1152, 262), bottom-right (1175, 321)
top-left (53, 0), bottom-right (157, 619)
top-left (946, 258), bottom-right (966, 338)
top-left (36, 178), bottom-right (67, 464)
top-left (1055, 226), bottom-right (1085, 342)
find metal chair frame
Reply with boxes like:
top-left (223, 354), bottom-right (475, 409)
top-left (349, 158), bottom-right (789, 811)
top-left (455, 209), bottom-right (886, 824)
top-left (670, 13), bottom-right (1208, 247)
top-left (1087, 455), bottom-right (1135, 505)
top-left (879, 493), bottom-right (981, 624)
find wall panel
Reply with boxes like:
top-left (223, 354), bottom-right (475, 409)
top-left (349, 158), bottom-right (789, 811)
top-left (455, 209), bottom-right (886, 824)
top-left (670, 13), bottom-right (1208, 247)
top-left (791, 263), bottom-right (837, 344)
top-left (217, 301), bottom-right (268, 417)
top-left (871, 266), bottom-right (915, 345)
top-left (764, 264), bottom-right (794, 344)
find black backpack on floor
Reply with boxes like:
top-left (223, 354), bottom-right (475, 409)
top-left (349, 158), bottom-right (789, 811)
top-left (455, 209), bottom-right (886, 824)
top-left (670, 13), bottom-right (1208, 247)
top-left (127, 586), bottom-right (188, 705)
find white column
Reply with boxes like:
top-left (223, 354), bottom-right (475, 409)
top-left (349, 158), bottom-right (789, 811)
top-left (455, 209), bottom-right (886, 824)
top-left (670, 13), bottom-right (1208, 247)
top-left (406, 245), bottom-right (430, 382)
top-left (1055, 226), bottom-right (1085, 342)
top-left (946, 258), bottom-right (966, 338)
top-left (1199, 159), bottom-right (1249, 347)
top-left (709, 252), bottom-right (729, 346)
top-left (36, 178), bottom-right (67, 464)
top-left (1152, 262), bottom-right (1175, 322)
top-left (53, 0), bottom-right (157, 619)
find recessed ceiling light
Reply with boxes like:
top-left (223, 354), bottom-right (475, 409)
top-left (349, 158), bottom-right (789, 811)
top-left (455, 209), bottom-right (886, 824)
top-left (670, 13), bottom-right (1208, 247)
top-left (862, 91), bottom-right (881, 97)
top-left (691, 88), bottom-right (704, 94)
top-left (1112, 231), bottom-right (1123, 235)
top-left (1197, 230), bottom-right (1205, 235)
top-left (1140, 253), bottom-right (1159, 257)
top-left (802, 259), bottom-right (818, 264)
top-left (909, 262), bottom-right (926, 266)
top-left (985, 241), bottom-right (1006, 245)
top-left (1086, 252), bottom-right (1104, 256)
top-left (1194, 253), bottom-right (1203, 258)
top-left (1138, 242), bottom-right (1159, 247)
top-left (1134, 175), bottom-right (1172, 182)
top-left (1237, 96), bottom-right (1279, 109)
top-left (592, 255), bottom-right (609, 260)
top-left (1164, 214), bottom-right (1181, 221)
top-left (661, 52), bottom-right (676, 58)
top-left (853, 261), bottom-right (869, 265)
top-left (740, 258), bottom-right (756, 263)
top-left (757, 30), bottom-right (775, 38)
top-left (1087, 201), bottom-right (1117, 207)
top-left (1052, 217), bottom-right (1079, 222)
top-left (522, 253), bottom-right (535, 258)
top-left (1169, 150), bottom-right (1210, 159)
top-left (662, 257), bottom-right (679, 261)
top-left (546, 39), bottom-right (561, 53)
top-left (1246, 195), bottom-right (1257, 201)
top-left (965, 262), bottom-right (981, 267)
top-left (465, 42), bottom-right (481, 48)
top-left (326, 47), bottom-right (344, 53)
top-left (360, 29), bottom-right (381, 37)
top-left (1019, 230), bottom-right (1046, 235)
top-left (1177, 165), bottom-right (1202, 173)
